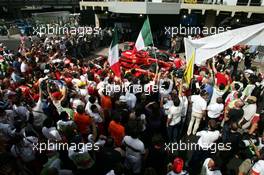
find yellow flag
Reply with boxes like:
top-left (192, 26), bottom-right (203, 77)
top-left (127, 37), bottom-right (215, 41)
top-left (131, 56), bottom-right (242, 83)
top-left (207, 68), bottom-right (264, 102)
top-left (184, 51), bottom-right (195, 86)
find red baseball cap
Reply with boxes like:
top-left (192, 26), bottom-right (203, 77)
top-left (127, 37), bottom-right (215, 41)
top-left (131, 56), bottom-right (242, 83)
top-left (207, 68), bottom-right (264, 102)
top-left (52, 91), bottom-right (62, 100)
top-left (173, 157), bottom-right (184, 173)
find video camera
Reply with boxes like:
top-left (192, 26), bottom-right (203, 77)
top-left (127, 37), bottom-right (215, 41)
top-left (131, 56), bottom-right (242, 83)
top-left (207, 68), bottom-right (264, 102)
top-left (172, 68), bottom-right (184, 78)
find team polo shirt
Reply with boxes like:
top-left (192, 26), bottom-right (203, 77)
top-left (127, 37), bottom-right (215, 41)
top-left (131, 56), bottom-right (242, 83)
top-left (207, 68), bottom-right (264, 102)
top-left (73, 112), bottom-right (92, 134)
top-left (108, 120), bottom-right (125, 147)
top-left (215, 72), bottom-right (228, 86)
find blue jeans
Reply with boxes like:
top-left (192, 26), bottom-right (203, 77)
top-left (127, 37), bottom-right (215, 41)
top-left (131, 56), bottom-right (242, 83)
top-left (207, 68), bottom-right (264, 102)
top-left (167, 123), bottom-right (180, 142)
top-left (222, 122), bottom-right (230, 142)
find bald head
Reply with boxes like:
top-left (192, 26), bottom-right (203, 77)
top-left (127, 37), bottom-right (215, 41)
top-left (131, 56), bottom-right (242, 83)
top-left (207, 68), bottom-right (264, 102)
top-left (208, 159), bottom-right (216, 170)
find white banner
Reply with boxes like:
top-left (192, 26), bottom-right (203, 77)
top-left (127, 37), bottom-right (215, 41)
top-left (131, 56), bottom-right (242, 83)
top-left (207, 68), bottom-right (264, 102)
top-left (185, 22), bottom-right (264, 65)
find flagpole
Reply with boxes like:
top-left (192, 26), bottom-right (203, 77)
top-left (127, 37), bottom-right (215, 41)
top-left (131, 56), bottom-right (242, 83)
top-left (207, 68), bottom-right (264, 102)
top-left (190, 48), bottom-right (196, 90)
top-left (146, 15), bottom-right (159, 76)
top-left (192, 48), bottom-right (196, 82)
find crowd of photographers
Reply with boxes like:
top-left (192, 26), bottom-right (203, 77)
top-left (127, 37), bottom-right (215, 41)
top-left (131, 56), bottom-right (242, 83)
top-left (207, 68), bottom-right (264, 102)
top-left (0, 28), bottom-right (263, 175)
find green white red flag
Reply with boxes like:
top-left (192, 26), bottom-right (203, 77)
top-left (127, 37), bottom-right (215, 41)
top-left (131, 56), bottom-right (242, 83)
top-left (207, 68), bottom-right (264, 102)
top-left (134, 17), bottom-right (153, 51)
top-left (108, 27), bottom-right (121, 77)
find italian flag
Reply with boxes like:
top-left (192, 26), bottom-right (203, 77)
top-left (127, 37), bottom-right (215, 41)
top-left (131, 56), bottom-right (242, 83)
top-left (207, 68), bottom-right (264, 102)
top-left (108, 27), bottom-right (121, 77)
top-left (134, 17), bottom-right (153, 51)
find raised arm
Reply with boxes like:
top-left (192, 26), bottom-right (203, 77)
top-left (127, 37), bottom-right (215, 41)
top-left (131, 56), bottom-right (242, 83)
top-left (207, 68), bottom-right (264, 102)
top-left (60, 85), bottom-right (67, 102)
top-left (145, 101), bottom-right (155, 112)
top-left (212, 58), bottom-right (217, 74)
top-left (38, 78), bottom-right (44, 100)
top-left (224, 78), bottom-right (231, 93)
top-left (178, 79), bottom-right (183, 97)
top-left (167, 72), bottom-right (174, 93)
top-left (47, 84), bottom-right (55, 102)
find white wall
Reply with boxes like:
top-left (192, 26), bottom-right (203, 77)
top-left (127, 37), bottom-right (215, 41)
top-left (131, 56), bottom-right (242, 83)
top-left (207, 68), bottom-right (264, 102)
top-left (223, 0), bottom-right (237, 5)
top-left (108, 1), bottom-right (181, 14)
top-left (108, 2), bottom-right (146, 14)
top-left (147, 2), bottom-right (181, 14)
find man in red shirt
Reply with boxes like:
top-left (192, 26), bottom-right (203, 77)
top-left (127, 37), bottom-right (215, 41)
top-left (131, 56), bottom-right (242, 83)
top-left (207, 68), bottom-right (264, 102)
top-left (108, 115), bottom-right (125, 147)
top-left (212, 61), bottom-right (230, 86)
top-left (74, 105), bottom-right (94, 139)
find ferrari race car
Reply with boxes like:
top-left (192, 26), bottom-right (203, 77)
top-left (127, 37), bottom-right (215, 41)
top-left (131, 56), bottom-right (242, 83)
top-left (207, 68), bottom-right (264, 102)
top-left (119, 46), bottom-right (176, 77)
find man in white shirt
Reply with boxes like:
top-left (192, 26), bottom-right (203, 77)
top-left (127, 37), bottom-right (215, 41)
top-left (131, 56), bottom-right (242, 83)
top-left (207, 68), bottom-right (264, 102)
top-left (167, 97), bottom-right (182, 142)
top-left (56, 111), bottom-right (74, 131)
top-left (189, 120), bottom-right (221, 175)
top-left (187, 90), bottom-right (208, 135)
top-left (207, 97), bottom-right (224, 119)
top-left (159, 78), bottom-right (173, 98)
top-left (161, 94), bottom-right (174, 116)
top-left (239, 96), bottom-right (257, 130)
top-left (196, 120), bottom-right (221, 152)
top-left (125, 89), bottom-right (137, 110)
top-left (200, 158), bottom-right (222, 175)
top-left (89, 104), bottom-right (103, 124)
top-left (42, 118), bottom-right (62, 141)
top-left (71, 97), bottom-right (85, 112)
top-left (85, 96), bottom-right (101, 115)
top-left (209, 84), bottom-right (228, 106)
top-left (123, 134), bottom-right (145, 174)
top-left (178, 84), bottom-right (189, 137)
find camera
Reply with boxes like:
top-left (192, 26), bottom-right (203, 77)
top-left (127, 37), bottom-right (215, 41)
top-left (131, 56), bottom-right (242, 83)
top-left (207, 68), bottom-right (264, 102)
top-left (172, 68), bottom-right (184, 78)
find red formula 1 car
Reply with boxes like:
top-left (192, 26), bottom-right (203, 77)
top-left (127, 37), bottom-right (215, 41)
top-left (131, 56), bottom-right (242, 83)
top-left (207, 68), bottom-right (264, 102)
top-left (120, 48), bottom-right (176, 77)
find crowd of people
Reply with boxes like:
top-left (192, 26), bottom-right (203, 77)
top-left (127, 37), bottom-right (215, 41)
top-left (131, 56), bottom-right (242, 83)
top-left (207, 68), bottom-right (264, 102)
top-left (0, 27), bottom-right (264, 175)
